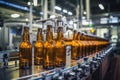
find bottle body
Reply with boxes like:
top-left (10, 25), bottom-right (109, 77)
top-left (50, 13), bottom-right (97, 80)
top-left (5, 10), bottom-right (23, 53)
top-left (55, 40), bottom-right (66, 67)
top-left (19, 27), bottom-right (32, 69)
top-left (78, 42), bottom-right (83, 58)
top-left (71, 31), bottom-right (79, 60)
top-left (34, 42), bottom-right (43, 65)
top-left (71, 41), bottom-right (79, 60)
top-left (43, 41), bottom-right (55, 69)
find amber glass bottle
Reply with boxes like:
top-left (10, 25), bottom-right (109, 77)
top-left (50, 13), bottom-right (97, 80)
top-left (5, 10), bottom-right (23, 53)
top-left (92, 37), bottom-right (97, 55)
top-left (34, 28), bottom-right (43, 65)
top-left (71, 30), bottom-right (79, 60)
top-left (80, 34), bottom-right (86, 57)
top-left (19, 27), bottom-right (32, 69)
top-left (77, 32), bottom-right (83, 58)
top-left (55, 25), bottom-right (66, 67)
top-left (85, 36), bottom-right (91, 56)
top-left (89, 37), bottom-right (94, 55)
top-left (43, 25), bottom-right (55, 69)
top-left (83, 35), bottom-right (88, 56)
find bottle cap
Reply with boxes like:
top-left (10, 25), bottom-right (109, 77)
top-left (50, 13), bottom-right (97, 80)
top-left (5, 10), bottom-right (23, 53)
top-left (57, 16), bottom-right (63, 27)
top-left (73, 28), bottom-right (77, 31)
top-left (45, 21), bottom-right (54, 26)
top-left (32, 23), bottom-right (42, 28)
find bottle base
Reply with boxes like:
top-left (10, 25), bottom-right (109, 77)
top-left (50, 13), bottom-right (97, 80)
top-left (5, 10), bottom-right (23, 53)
top-left (43, 66), bottom-right (54, 70)
top-left (19, 66), bottom-right (32, 69)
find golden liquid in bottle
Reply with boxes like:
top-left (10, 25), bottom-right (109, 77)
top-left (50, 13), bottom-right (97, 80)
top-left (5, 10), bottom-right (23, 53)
top-left (80, 34), bottom-right (86, 57)
top-left (43, 25), bottom-right (55, 69)
top-left (55, 27), bottom-right (66, 67)
top-left (77, 32), bottom-right (83, 58)
top-left (85, 36), bottom-right (90, 56)
top-left (19, 27), bottom-right (32, 69)
top-left (95, 40), bottom-right (99, 54)
top-left (71, 30), bottom-right (79, 60)
top-left (83, 36), bottom-right (87, 56)
top-left (34, 28), bottom-right (43, 65)
top-left (89, 37), bottom-right (93, 55)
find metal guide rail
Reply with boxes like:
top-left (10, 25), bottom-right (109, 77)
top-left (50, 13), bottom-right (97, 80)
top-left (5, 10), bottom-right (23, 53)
top-left (8, 46), bottom-right (112, 80)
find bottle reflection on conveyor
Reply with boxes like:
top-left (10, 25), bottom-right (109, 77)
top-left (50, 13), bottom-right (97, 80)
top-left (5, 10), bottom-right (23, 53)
top-left (64, 71), bottom-right (77, 80)
top-left (19, 27), bottom-right (32, 69)
top-left (19, 69), bottom-right (32, 78)
top-left (52, 70), bottom-right (64, 80)
top-left (72, 67), bottom-right (83, 80)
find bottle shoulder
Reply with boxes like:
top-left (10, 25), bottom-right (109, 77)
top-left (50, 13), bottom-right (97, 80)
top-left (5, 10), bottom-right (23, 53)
top-left (19, 42), bottom-right (32, 48)
top-left (72, 40), bottom-right (79, 46)
top-left (44, 40), bottom-right (55, 48)
top-left (56, 40), bottom-right (66, 47)
top-left (34, 41), bottom-right (43, 47)
top-left (77, 41), bottom-right (83, 45)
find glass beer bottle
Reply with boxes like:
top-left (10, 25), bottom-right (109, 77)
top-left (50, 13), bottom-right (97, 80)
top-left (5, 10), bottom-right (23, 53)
top-left (43, 24), bottom-right (55, 69)
top-left (55, 20), bottom-right (66, 67)
top-left (77, 32), bottom-right (83, 58)
top-left (19, 27), bottom-right (32, 69)
top-left (80, 34), bottom-right (86, 57)
top-left (34, 28), bottom-right (43, 65)
top-left (71, 30), bottom-right (79, 60)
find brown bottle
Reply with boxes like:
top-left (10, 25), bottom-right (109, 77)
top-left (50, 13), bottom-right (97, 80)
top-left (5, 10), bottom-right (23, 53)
top-left (89, 37), bottom-right (93, 55)
top-left (34, 28), bottom-right (43, 65)
top-left (80, 34), bottom-right (86, 57)
top-left (77, 32), bottom-right (83, 58)
top-left (55, 21), bottom-right (66, 67)
top-left (19, 27), bottom-right (32, 69)
top-left (43, 24), bottom-right (55, 69)
top-left (84, 35), bottom-right (90, 56)
top-left (71, 30), bottom-right (79, 60)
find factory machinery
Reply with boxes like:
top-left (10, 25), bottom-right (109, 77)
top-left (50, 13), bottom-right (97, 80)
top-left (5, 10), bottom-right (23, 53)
top-left (0, 17), bottom-right (113, 80)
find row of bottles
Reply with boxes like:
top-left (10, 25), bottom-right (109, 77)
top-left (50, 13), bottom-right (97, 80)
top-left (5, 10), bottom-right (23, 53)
top-left (19, 19), bottom-right (109, 69)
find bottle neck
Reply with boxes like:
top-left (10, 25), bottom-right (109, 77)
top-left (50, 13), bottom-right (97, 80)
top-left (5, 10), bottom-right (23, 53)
top-left (73, 31), bottom-right (77, 40)
top-left (37, 28), bottom-right (42, 41)
top-left (77, 33), bottom-right (81, 40)
top-left (57, 27), bottom-right (63, 40)
top-left (82, 36), bottom-right (85, 41)
top-left (46, 26), bottom-right (53, 41)
top-left (22, 27), bottom-right (30, 42)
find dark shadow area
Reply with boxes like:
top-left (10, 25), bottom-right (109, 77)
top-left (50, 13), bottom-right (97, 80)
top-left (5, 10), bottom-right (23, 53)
top-left (104, 48), bottom-right (120, 80)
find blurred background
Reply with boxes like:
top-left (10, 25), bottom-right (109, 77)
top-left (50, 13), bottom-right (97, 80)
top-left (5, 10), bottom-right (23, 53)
top-left (0, 0), bottom-right (120, 50)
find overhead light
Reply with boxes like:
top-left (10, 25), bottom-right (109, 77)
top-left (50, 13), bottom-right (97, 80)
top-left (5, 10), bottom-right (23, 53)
top-left (0, 27), bottom-right (1, 30)
top-left (68, 12), bottom-right (73, 15)
top-left (83, 11), bottom-right (86, 15)
top-left (99, 4), bottom-right (104, 10)
top-left (33, 0), bottom-right (37, 6)
top-left (110, 16), bottom-right (113, 18)
top-left (82, 20), bottom-right (89, 25)
top-left (28, 2), bottom-right (30, 5)
top-left (25, 18), bottom-right (29, 21)
top-left (69, 20), bottom-right (73, 25)
top-left (28, 2), bottom-right (33, 5)
top-left (55, 6), bottom-right (61, 11)
top-left (100, 18), bottom-right (108, 24)
top-left (82, 16), bottom-right (86, 20)
top-left (11, 14), bottom-right (20, 18)
top-left (40, 12), bottom-right (43, 15)
top-left (63, 9), bottom-right (67, 13)
top-left (50, 15), bottom-right (55, 18)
